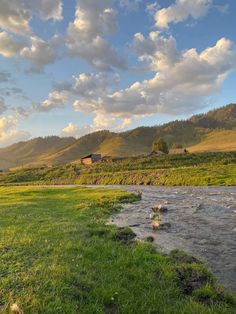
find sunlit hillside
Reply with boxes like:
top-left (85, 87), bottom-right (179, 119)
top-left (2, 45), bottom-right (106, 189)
top-left (188, 130), bottom-right (236, 152)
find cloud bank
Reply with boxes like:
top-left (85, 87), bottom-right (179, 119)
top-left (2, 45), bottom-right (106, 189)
top-left (72, 34), bottom-right (236, 120)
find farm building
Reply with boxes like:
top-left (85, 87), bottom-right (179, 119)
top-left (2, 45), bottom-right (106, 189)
top-left (169, 148), bottom-right (188, 155)
top-left (81, 154), bottom-right (102, 165)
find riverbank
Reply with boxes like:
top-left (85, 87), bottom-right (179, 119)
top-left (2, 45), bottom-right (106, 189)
top-left (75, 164), bottom-right (236, 186)
top-left (0, 186), bottom-right (235, 313)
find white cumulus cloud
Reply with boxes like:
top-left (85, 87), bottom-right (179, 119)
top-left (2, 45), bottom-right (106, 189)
top-left (0, 31), bottom-right (26, 57)
top-left (0, 32), bottom-right (58, 69)
top-left (0, 0), bottom-right (62, 35)
top-left (0, 115), bottom-right (31, 147)
top-left (73, 72), bottom-right (118, 98)
top-left (39, 90), bottom-right (69, 112)
top-left (62, 122), bottom-right (96, 138)
top-left (20, 36), bottom-right (57, 68)
top-left (154, 0), bottom-right (212, 29)
top-left (62, 122), bottom-right (79, 137)
top-left (67, 0), bottom-right (126, 71)
top-left (34, 0), bottom-right (63, 21)
top-left (0, 116), bottom-right (16, 132)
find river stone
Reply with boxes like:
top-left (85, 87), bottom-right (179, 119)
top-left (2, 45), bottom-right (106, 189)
top-left (152, 220), bottom-right (160, 231)
top-left (152, 204), bottom-right (168, 213)
top-left (196, 203), bottom-right (204, 211)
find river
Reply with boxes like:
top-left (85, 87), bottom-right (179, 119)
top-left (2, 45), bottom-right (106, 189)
top-left (95, 185), bottom-right (236, 293)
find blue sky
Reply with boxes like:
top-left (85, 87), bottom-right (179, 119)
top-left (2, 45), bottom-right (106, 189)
top-left (0, 0), bottom-right (235, 146)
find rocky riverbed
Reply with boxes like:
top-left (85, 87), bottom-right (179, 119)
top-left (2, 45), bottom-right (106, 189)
top-left (103, 185), bottom-right (236, 293)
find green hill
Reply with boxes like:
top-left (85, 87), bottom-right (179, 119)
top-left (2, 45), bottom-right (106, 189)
top-left (0, 104), bottom-right (235, 169)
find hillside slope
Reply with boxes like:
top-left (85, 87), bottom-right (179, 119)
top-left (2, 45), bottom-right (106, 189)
top-left (188, 129), bottom-right (236, 152)
top-left (0, 104), bottom-right (235, 168)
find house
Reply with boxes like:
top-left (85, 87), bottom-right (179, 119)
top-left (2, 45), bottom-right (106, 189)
top-left (81, 154), bottom-right (102, 165)
top-left (169, 148), bottom-right (188, 155)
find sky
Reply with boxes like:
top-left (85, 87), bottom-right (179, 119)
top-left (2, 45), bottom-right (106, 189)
top-left (0, 0), bottom-right (236, 147)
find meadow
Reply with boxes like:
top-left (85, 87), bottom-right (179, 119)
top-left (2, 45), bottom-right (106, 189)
top-left (1, 152), bottom-right (236, 186)
top-left (0, 186), bottom-right (235, 313)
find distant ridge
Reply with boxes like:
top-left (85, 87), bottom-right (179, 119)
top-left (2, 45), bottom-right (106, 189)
top-left (0, 104), bottom-right (235, 169)
top-left (0, 136), bottom-right (75, 169)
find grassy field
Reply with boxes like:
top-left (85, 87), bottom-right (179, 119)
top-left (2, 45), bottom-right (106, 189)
top-left (0, 186), bottom-right (235, 314)
top-left (1, 152), bottom-right (236, 186)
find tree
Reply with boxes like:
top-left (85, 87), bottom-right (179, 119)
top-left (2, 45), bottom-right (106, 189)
top-left (152, 138), bottom-right (169, 154)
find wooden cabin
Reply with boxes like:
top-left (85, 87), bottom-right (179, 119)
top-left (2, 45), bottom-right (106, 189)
top-left (81, 154), bottom-right (102, 165)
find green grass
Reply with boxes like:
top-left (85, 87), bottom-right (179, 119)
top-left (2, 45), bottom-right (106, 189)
top-left (0, 187), bottom-right (235, 313)
top-left (1, 152), bottom-right (236, 186)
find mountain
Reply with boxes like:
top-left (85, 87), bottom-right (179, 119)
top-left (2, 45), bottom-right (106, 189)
top-left (38, 130), bottom-right (114, 166)
top-left (0, 136), bottom-right (75, 169)
top-left (0, 104), bottom-right (235, 169)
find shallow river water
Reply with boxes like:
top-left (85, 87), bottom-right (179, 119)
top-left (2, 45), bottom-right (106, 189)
top-left (95, 185), bottom-right (236, 293)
